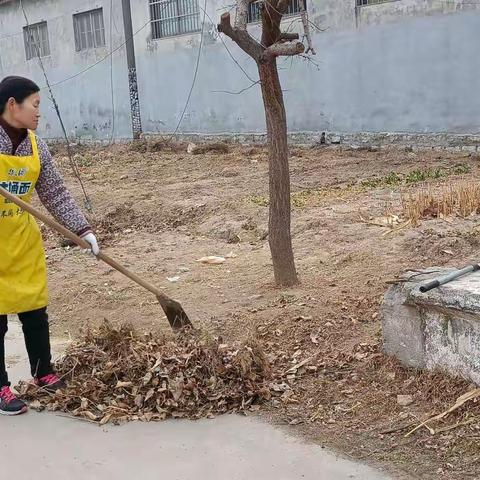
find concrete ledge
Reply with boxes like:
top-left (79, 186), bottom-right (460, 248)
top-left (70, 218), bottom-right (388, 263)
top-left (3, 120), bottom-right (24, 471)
top-left (141, 131), bottom-right (480, 152)
top-left (46, 130), bottom-right (480, 153)
top-left (382, 268), bottom-right (480, 384)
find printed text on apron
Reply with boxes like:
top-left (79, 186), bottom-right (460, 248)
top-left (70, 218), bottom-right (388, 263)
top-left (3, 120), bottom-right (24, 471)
top-left (0, 131), bottom-right (48, 314)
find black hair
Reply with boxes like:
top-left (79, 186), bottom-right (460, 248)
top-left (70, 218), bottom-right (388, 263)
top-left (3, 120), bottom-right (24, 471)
top-left (0, 76), bottom-right (40, 114)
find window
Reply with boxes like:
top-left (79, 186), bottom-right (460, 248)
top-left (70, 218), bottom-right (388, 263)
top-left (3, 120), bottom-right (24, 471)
top-left (23, 21), bottom-right (50, 60)
top-left (247, 0), bottom-right (304, 23)
top-left (356, 0), bottom-right (399, 6)
top-left (73, 8), bottom-right (105, 51)
top-left (149, 0), bottom-right (200, 39)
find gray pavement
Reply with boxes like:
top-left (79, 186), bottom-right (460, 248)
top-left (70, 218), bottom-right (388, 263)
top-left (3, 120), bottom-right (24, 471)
top-left (1, 319), bottom-right (392, 480)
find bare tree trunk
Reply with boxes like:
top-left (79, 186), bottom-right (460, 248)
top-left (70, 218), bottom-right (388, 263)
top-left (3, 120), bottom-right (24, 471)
top-left (217, 2), bottom-right (308, 287)
top-left (258, 59), bottom-right (298, 286)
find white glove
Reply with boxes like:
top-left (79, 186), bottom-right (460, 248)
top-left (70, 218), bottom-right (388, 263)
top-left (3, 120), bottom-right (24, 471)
top-left (80, 232), bottom-right (100, 256)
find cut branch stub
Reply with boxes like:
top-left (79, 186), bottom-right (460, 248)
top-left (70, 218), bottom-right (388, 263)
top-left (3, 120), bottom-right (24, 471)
top-left (278, 32), bottom-right (300, 41)
top-left (218, 12), bottom-right (263, 61)
top-left (299, 0), bottom-right (316, 55)
top-left (261, 41), bottom-right (305, 63)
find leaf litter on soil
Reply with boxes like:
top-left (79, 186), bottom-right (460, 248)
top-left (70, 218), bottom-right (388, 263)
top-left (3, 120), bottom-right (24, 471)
top-left (16, 321), bottom-right (274, 424)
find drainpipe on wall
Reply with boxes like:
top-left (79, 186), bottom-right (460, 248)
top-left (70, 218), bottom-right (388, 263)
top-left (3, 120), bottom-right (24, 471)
top-left (121, 0), bottom-right (142, 139)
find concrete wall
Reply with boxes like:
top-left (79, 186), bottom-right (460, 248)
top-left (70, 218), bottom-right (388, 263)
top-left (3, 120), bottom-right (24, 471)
top-left (132, 0), bottom-right (480, 136)
top-left (0, 0), bottom-right (132, 139)
top-left (382, 268), bottom-right (480, 385)
top-left (0, 0), bottom-right (479, 139)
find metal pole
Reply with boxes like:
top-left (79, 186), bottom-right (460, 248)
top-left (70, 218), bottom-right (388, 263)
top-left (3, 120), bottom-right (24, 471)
top-left (420, 264), bottom-right (480, 293)
top-left (121, 0), bottom-right (143, 140)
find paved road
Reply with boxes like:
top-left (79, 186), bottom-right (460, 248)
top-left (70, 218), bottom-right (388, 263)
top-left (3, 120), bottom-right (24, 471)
top-left (1, 319), bottom-right (392, 480)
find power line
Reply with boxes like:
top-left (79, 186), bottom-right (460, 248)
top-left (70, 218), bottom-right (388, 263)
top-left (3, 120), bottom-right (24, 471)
top-left (0, 11), bottom-right (67, 41)
top-left (33, 0), bottom-right (202, 141)
top-left (45, 19), bottom-right (151, 89)
top-left (6, 1), bottom-right (480, 90)
top-left (20, 0), bottom-right (93, 212)
top-left (167, 0), bottom-right (208, 140)
top-left (198, 4), bottom-right (259, 84)
top-left (108, 0), bottom-right (115, 144)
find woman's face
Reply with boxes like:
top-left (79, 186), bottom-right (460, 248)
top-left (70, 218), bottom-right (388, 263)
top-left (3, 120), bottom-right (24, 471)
top-left (7, 92), bottom-right (41, 130)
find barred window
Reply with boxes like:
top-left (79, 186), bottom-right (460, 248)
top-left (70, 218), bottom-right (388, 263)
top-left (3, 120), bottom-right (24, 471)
top-left (356, 0), bottom-right (399, 6)
top-left (150, 0), bottom-right (200, 39)
top-left (23, 21), bottom-right (50, 60)
top-left (73, 8), bottom-right (105, 51)
top-left (247, 0), bottom-right (304, 23)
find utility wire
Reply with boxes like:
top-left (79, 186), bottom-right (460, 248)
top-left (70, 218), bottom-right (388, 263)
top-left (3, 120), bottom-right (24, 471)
top-left (0, 12), bottom-right (67, 40)
top-left (199, 4), bottom-right (259, 84)
top-left (166, 0), bottom-right (208, 141)
top-left (45, 19), bottom-right (151, 89)
top-left (20, 0), bottom-right (93, 212)
top-left (108, 0), bottom-right (115, 144)
top-left (5, 1), bottom-right (480, 89)
top-left (2, 0), bottom-right (480, 43)
top-left (18, 0), bottom-right (202, 146)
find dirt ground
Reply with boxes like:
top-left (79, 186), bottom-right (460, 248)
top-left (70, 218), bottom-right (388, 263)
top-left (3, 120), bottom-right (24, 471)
top-left (38, 140), bottom-right (480, 479)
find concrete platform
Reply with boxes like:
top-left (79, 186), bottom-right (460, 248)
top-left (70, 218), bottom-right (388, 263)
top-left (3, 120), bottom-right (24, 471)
top-left (382, 267), bottom-right (480, 383)
top-left (2, 319), bottom-right (392, 480)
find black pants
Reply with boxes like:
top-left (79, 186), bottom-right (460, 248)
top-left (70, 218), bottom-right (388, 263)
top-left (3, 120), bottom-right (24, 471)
top-left (0, 307), bottom-right (54, 387)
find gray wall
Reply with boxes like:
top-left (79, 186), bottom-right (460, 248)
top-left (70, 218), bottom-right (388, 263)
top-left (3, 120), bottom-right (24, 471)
top-left (0, 0), bottom-right (132, 139)
top-left (0, 0), bottom-right (479, 139)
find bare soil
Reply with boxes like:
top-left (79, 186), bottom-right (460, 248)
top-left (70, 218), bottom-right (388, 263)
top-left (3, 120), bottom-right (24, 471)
top-left (38, 141), bottom-right (480, 479)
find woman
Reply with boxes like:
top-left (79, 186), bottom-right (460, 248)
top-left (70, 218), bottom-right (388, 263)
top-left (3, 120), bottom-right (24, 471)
top-left (0, 76), bottom-right (99, 415)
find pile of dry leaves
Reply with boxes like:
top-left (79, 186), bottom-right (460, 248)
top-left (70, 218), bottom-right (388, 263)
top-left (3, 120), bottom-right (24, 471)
top-left (16, 321), bottom-right (273, 424)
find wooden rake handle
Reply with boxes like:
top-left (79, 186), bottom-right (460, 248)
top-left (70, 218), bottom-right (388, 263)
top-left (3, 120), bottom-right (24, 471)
top-left (0, 186), bottom-right (169, 303)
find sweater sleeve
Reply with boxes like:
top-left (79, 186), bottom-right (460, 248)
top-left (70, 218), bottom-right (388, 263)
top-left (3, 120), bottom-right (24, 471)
top-left (35, 137), bottom-right (92, 236)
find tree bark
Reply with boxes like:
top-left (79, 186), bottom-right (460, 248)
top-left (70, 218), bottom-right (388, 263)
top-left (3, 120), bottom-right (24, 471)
top-left (218, 1), bottom-right (306, 287)
top-left (258, 59), bottom-right (298, 286)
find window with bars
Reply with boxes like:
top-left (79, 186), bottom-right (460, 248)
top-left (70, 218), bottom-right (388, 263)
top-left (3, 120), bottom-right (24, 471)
top-left (356, 0), bottom-right (399, 6)
top-left (23, 21), bottom-right (50, 60)
top-left (150, 0), bottom-right (200, 39)
top-left (247, 0), bottom-right (304, 23)
top-left (73, 8), bottom-right (105, 51)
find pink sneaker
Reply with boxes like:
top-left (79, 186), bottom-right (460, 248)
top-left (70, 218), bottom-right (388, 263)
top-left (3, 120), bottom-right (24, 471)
top-left (35, 374), bottom-right (65, 393)
top-left (0, 386), bottom-right (27, 415)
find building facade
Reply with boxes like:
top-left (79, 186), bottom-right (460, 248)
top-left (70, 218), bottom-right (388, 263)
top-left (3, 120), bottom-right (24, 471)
top-left (0, 0), bottom-right (478, 140)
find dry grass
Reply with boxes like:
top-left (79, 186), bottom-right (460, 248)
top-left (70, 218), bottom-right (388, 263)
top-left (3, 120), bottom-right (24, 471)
top-left (402, 181), bottom-right (480, 224)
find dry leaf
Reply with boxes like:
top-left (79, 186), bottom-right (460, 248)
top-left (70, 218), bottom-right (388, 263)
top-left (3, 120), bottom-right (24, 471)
top-left (15, 321), bottom-right (272, 424)
top-left (145, 388), bottom-right (155, 402)
top-left (100, 413), bottom-right (113, 425)
top-left (196, 256), bottom-right (226, 265)
top-left (116, 381), bottom-right (133, 389)
top-left (29, 400), bottom-right (44, 411)
top-left (82, 411), bottom-right (98, 421)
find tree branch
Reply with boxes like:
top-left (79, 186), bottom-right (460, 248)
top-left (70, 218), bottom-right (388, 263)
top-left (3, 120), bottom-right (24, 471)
top-left (299, 0), bottom-right (316, 55)
top-left (260, 40), bottom-right (305, 62)
top-left (278, 32), bottom-right (299, 41)
top-left (212, 80), bottom-right (261, 95)
top-left (218, 12), bottom-right (264, 61)
top-left (261, 1), bottom-right (282, 47)
top-left (234, 0), bottom-right (249, 30)
top-left (276, 0), bottom-right (289, 14)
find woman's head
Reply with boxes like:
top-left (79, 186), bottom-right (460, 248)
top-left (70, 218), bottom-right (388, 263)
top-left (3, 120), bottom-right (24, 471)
top-left (0, 76), bottom-right (40, 130)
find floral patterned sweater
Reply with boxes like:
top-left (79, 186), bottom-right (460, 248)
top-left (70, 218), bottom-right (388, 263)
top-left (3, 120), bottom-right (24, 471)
top-left (0, 124), bottom-right (91, 236)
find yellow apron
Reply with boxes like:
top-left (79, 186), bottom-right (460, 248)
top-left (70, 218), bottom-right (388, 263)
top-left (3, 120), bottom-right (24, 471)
top-left (0, 131), bottom-right (48, 314)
